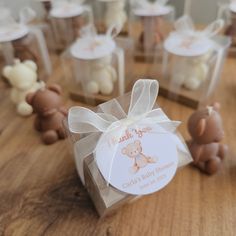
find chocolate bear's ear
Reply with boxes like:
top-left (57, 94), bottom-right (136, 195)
top-left (134, 140), bottom-right (141, 146)
top-left (122, 147), bottom-right (127, 155)
top-left (48, 84), bottom-right (62, 95)
top-left (212, 102), bottom-right (221, 111)
top-left (26, 92), bottom-right (36, 105)
top-left (196, 118), bottom-right (206, 137)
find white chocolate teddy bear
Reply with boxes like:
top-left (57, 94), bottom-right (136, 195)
top-left (172, 52), bottom-right (212, 90)
top-left (105, 0), bottom-right (127, 32)
top-left (86, 55), bottom-right (117, 95)
top-left (3, 59), bottom-right (45, 116)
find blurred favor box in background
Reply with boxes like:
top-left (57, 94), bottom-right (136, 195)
top-left (61, 24), bottom-right (134, 106)
top-left (0, 7), bottom-right (52, 81)
top-left (218, 1), bottom-right (236, 56)
top-left (128, 0), bottom-right (175, 63)
top-left (149, 15), bottom-right (231, 109)
top-left (92, 0), bottom-right (128, 35)
top-left (49, 0), bottom-right (93, 52)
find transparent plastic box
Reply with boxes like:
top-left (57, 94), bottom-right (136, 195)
top-left (149, 16), bottom-right (231, 108)
top-left (61, 25), bottom-right (134, 105)
top-left (0, 7), bottom-right (52, 81)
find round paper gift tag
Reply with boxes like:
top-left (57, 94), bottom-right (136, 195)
top-left (70, 35), bottom-right (116, 60)
top-left (50, 3), bottom-right (84, 18)
top-left (0, 24), bottom-right (29, 43)
top-left (95, 122), bottom-right (178, 195)
top-left (133, 5), bottom-right (172, 17)
top-left (164, 32), bottom-right (213, 57)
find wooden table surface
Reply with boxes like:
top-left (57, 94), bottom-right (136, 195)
top-left (0, 54), bottom-right (236, 236)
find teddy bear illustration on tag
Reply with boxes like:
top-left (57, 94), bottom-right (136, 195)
top-left (122, 140), bottom-right (156, 174)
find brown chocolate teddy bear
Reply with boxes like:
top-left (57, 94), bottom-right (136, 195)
top-left (187, 103), bottom-right (228, 175)
top-left (26, 84), bottom-right (67, 145)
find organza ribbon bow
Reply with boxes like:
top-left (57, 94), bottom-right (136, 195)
top-left (68, 79), bottom-right (190, 184)
top-left (174, 15), bottom-right (224, 40)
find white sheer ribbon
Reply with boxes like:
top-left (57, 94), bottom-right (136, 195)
top-left (19, 7), bottom-right (36, 24)
top-left (68, 79), bottom-right (190, 185)
top-left (174, 15), bottom-right (224, 40)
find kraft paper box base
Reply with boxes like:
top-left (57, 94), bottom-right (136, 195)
top-left (82, 134), bottom-right (190, 217)
top-left (66, 86), bottom-right (192, 217)
top-left (83, 155), bottom-right (133, 217)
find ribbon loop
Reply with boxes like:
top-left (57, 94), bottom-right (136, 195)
top-left (19, 7), bottom-right (36, 24)
top-left (106, 23), bottom-right (122, 39)
top-left (79, 23), bottom-right (97, 38)
top-left (174, 15), bottom-right (194, 35)
top-left (175, 15), bottom-right (224, 39)
top-left (203, 19), bottom-right (224, 38)
top-left (128, 79), bottom-right (158, 117)
top-left (0, 7), bottom-right (16, 28)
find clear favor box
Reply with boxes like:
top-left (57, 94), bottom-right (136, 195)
top-left (92, 0), bottom-right (128, 35)
top-left (64, 79), bottom-right (192, 217)
top-left (128, 0), bottom-right (175, 62)
top-left (0, 7), bottom-right (52, 81)
top-left (61, 24), bottom-right (134, 105)
top-left (49, 0), bottom-right (93, 51)
top-left (150, 16), bottom-right (231, 109)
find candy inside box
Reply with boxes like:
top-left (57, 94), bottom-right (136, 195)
top-left (64, 88), bottom-right (192, 217)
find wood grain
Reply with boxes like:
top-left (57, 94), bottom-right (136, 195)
top-left (0, 54), bottom-right (236, 236)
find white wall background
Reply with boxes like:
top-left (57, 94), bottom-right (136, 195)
top-left (0, 0), bottom-right (229, 23)
top-left (184, 0), bottom-right (228, 24)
